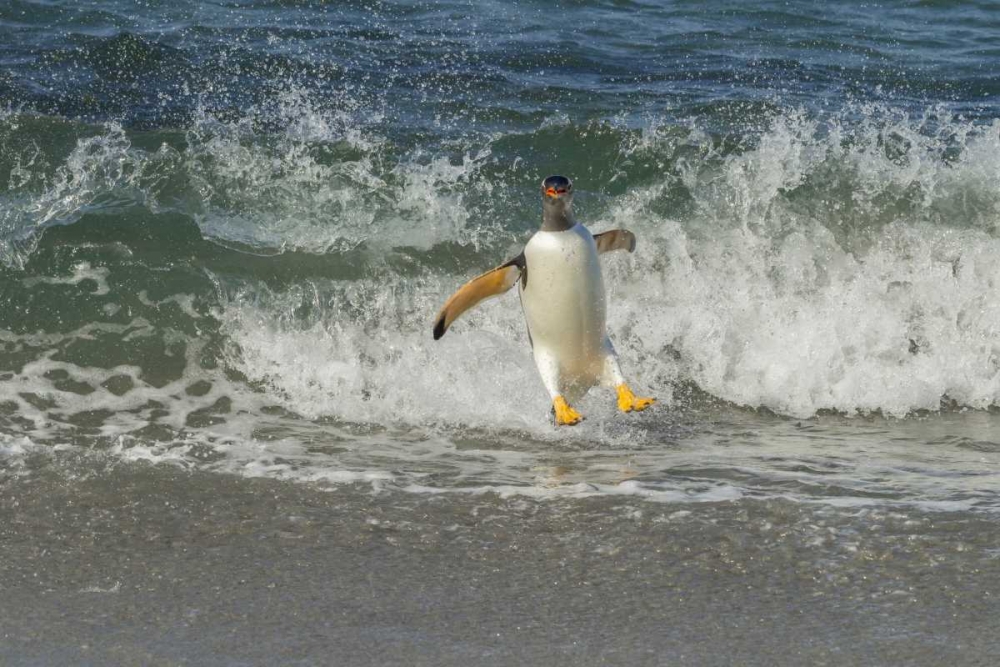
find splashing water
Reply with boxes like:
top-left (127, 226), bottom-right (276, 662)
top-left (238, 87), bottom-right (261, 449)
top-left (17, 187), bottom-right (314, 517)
top-left (3, 90), bottom-right (1000, 510)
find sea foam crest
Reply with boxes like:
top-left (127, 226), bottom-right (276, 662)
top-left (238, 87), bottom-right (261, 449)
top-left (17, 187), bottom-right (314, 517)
top-left (0, 122), bottom-right (147, 268)
top-left (1, 92), bottom-right (504, 267)
top-left (217, 107), bottom-right (1000, 422)
top-left (184, 89), bottom-right (495, 253)
top-left (605, 108), bottom-right (1000, 417)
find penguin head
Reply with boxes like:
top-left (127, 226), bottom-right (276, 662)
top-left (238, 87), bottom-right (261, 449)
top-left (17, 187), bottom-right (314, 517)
top-left (541, 175), bottom-right (574, 213)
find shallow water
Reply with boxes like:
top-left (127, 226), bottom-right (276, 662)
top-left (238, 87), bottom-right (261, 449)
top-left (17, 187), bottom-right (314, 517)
top-left (4, 465), bottom-right (1000, 666)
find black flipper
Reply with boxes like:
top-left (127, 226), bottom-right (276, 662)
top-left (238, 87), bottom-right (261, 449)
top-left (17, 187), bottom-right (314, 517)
top-left (593, 229), bottom-right (637, 254)
top-left (432, 253), bottom-right (525, 339)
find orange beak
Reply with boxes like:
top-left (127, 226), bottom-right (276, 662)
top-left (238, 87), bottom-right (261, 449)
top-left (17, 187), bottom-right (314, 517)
top-left (545, 187), bottom-right (558, 197)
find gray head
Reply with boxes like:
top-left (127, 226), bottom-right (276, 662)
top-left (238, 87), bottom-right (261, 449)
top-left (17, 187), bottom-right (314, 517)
top-left (540, 175), bottom-right (575, 232)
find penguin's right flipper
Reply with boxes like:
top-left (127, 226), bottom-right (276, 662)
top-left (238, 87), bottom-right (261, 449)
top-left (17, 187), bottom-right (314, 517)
top-left (433, 254), bottom-right (525, 340)
top-left (593, 229), bottom-right (636, 254)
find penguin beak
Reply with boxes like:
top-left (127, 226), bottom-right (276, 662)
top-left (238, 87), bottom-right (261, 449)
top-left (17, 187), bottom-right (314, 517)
top-left (545, 187), bottom-right (568, 198)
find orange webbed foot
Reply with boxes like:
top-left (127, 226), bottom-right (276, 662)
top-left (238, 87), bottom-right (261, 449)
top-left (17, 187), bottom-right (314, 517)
top-left (553, 396), bottom-right (583, 426)
top-left (616, 384), bottom-right (656, 413)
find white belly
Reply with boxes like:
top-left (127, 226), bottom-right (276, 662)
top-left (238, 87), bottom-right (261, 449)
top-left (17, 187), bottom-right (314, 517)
top-left (519, 224), bottom-right (607, 382)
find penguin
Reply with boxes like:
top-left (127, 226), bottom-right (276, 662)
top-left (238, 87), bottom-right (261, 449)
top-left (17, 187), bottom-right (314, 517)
top-left (432, 175), bottom-right (655, 426)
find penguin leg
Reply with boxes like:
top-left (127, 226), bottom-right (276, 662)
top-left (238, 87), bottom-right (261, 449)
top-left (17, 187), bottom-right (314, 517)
top-left (534, 349), bottom-right (583, 426)
top-left (599, 337), bottom-right (656, 413)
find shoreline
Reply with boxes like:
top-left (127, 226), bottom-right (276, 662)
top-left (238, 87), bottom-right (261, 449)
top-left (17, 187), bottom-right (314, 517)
top-left (3, 463), bottom-right (999, 665)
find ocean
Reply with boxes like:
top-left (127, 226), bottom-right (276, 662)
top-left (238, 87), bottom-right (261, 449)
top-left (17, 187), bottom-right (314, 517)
top-left (3, 0), bottom-right (1000, 664)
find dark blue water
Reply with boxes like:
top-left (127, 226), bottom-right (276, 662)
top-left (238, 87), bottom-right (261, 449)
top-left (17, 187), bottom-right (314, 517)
top-left (4, 0), bottom-right (999, 127)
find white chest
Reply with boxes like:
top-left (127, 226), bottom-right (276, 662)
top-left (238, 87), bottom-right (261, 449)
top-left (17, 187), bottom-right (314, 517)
top-left (519, 224), bottom-right (607, 361)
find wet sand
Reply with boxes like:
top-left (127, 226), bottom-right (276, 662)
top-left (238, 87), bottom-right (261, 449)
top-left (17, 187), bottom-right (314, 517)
top-left (2, 462), bottom-right (999, 666)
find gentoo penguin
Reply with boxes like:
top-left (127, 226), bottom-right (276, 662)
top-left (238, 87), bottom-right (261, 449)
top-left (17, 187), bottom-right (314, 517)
top-left (432, 175), bottom-right (655, 426)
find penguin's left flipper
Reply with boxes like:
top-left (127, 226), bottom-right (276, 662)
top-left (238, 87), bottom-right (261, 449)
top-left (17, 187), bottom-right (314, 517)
top-left (593, 229), bottom-right (636, 254)
top-left (433, 254), bottom-right (525, 340)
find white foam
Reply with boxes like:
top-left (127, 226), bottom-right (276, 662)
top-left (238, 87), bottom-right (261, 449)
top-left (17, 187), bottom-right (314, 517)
top-left (137, 291), bottom-right (202, 319)
top-left (79, 581), bottom-right (121, 594)
top-left (0, 434), bottom-right (37, 458)
top-left (597, 109), bottom-right (1000, 418)
top-left (0, 320), bottom-right (272, 448)
top-left (399, 479), bottom-right (744, 503)
top-left (24, 261), bottom-right (111, 295)
top-left (217, 276), bottom-right (551, 429)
